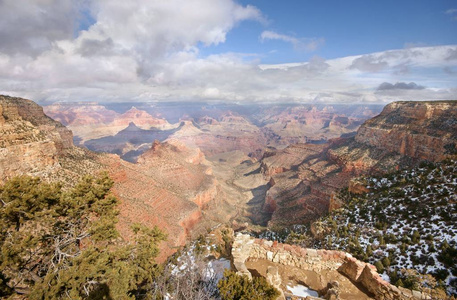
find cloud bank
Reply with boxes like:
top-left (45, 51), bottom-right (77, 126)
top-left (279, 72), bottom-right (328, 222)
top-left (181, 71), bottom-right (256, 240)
top-left (377, 82), bottom-right (425, 91)
top-left (0, 0), bottom-right (456, 104)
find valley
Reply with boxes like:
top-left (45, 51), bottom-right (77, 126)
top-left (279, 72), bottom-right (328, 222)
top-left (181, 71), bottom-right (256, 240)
top-left (1, 95), bottom-right (457, 299)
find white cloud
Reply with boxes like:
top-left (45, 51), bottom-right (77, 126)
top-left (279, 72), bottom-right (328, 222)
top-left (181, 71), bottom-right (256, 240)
top-left (260, 30), bottom-right (324, 52)
top-left (0, 1), bottom-right (455, 104)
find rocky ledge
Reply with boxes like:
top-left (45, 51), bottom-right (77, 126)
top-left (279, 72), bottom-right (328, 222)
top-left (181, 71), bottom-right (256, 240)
top-left (0, 95), bottom-right (77, 183)
top-left (232, 234), bottom-right (430, 300)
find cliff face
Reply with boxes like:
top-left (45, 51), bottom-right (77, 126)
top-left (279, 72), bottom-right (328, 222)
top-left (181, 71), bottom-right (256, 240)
top-left (0, 96), bottom-right (220, 262)
top-left (0, 95), bottom-right (76, 183)
top-left (355, 101), bottom-right (457, 161)
top-left (259, 100), bottom-right (457, 226)
top-left (167, 113), bottom-right (268, 159)
top-left (44, 103), bottom-right (172, 146)
top-left (100, 139), bottom-right (219, 261)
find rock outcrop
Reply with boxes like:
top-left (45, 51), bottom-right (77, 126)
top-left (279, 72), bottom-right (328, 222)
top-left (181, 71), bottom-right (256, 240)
top-left (99, 139), bottom-right (219, 260)
top-left (110, 106), bottom-right (168, 128)
top-left (232, 234), bottom-right (429, 300)
top-left (355, 101), bottom-right (457, 162)
top-left (0, 95), bottom-right (100, 184)
top-left (168, 113), bottom-right (267, 159)
top-left (254, 104), bottom-right (381, 147)
top-left (44, 102), bottom-right (172, 144)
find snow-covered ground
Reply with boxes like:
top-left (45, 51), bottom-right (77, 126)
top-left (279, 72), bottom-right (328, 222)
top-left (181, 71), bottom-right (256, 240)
top-left (286, 284), bottom-right (320, 298)
top-left (316, 159), bottom-right (457, 296)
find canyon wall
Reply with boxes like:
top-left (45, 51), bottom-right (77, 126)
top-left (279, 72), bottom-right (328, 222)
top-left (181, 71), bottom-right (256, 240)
top-left (0, 95), bottom-right (79, 183)
top-left (355, 101), bottom-right (457, 162)
top-left (0, 96), bottom-right (221, 262)
top-left (258, 101), bottom-right (457, 225)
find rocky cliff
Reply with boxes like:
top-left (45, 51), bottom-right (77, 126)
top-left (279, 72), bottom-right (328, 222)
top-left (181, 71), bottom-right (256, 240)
top-left (167, 113), bottom-right (268, 159)
top-left (355, 101), bottom-right (457, 161)
top-left (96, 139), bottom-right (220, 260)
top-left (1, 96), bottom-right (221, 262)
top-left (0, 95), bottom-right (100, 184)
top-left (259, 100), bottom-right (457, 226)
top-left (44, 102), bottom-right (172, 144)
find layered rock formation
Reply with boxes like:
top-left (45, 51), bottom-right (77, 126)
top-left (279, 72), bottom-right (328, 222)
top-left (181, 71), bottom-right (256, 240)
top-left (168, 112), bottom-right (267, 159)
top-left (0, 95), bottom-right (101, 184)
top-left (111, 106), bottom-right (168, 128)
top-left (83, 139), bottom-right (220, 261)
top-left (355, 101), bottom-right (457, 162)
top-left (259, 101), bottom-right (457, 226)
top-left (44, 102), bottom-right (119, 126)
top-left (1, 96), bottom-right (221, 261)
top-left (254, 104), bottom-right (381, 147)
top-left (83, 122), bottom-right (181, 162)
top-left (43, 102), bottom-right (381, 161)
top-left (44, 102), bottom-right (172, 144)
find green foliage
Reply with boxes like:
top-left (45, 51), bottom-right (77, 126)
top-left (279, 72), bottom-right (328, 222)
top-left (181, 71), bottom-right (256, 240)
top-left (374, 260), bottom-right (385, 274)
top-left (0, 173), bottom-right (166, 299)
top-left (308, 159), bottom-right (457, 296)
top-left (218, 270), bottom-right (280, 300)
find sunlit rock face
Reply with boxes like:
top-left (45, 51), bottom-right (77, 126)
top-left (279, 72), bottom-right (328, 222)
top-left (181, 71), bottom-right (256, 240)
top-left (355, 101), bottom-right (457, 162)
top-left (0, 95), bottom-right (76, 183)
top-left (258, 100), bottom-right (457, 226)
top-left (101, 139), bottom-right (219, 261)
top-left (0, 96), bottom-right (221, 262)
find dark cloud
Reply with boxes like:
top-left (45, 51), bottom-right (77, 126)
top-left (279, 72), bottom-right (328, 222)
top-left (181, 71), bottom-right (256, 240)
top-left (377, 82), bottom-right (425, 91)
top-left (0, 0), bottom-right (80, 57)
top-left (77, 38), bottom-right (115, 57)
top-left (349, 55), bottom-right (388, 72)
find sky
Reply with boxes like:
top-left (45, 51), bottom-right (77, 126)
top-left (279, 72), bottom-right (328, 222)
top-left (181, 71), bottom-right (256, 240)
top-left (0, 0), bottom-right (456, 104)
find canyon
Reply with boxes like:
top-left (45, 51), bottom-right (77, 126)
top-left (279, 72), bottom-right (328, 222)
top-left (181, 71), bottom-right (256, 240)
top-left (0, 96), bottom-right (221, 260)
top-left (2, 95), bottom-right (457, 298)
top-left (4, 97), bottom-right (457, 250)
top-left (44, 102), bottom-right (381, 161)
top-left (258, 100), bottom-right (457, 226)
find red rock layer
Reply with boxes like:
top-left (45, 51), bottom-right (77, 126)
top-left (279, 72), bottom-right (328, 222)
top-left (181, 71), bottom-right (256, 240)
top-left (99, 140), bottom-right (218, 261)
top-left (1, 96), bottom-right (219, 262)
top-left (111, 107), bottom-right (168, 128)
top-left (259, 101), bottom-right (457, 226)
top-left (44, 102), bottom-right (120, 126)
top-left (355, 101), bottom-right (457, 161)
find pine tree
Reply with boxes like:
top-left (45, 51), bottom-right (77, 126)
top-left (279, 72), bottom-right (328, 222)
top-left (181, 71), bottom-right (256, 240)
top-left (374, 261), bottom-right (385, 274)
top-left (0, 173), bottom-right (166, 299)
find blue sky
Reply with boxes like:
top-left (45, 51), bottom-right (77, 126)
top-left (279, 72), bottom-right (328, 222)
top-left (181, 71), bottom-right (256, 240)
top-left (0, 0), bottom-right (456, 103)
top-left (201, 0), bottom-right (457, 63)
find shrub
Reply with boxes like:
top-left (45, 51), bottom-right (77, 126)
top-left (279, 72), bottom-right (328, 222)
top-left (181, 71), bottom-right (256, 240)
top-left (218, 270), bottom-right (280, 300)
top-left (374, 261), bottom-right (385, 274)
